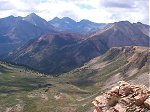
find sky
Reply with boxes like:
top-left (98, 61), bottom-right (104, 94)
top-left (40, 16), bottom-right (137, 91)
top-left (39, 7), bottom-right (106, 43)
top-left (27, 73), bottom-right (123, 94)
top-left (0, 0), bottom-right (149, 24)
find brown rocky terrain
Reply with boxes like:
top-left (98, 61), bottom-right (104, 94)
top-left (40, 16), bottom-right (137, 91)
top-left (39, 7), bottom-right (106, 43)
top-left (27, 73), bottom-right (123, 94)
top-left (92, 81), bottom-right (150, 112)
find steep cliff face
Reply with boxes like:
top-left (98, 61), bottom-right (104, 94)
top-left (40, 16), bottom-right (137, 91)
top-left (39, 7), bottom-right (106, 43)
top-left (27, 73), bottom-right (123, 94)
top-left (92, 81), bottom-right (150, 112)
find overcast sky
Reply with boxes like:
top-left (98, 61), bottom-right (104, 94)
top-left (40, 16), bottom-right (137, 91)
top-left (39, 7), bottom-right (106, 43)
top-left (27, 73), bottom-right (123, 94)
top-left (0, 0), bottom-right (149, 24)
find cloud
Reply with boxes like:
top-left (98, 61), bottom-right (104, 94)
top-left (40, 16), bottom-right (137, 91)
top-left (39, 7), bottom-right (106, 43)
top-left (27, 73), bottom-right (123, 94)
top-left (100, 0), bottom-right (136, 8)
top-left (0, 0), bottom-right (149, 24)
top-left (59, 10), bottom-right (79, 20)
top-left (98, 0), bottom-right (149, 24)
top-left (102, 1), bottom-right (134, 8)
top-left (0, 0), bottom-right (15, 10)
top-left (76, 4), bottom-right (96, 9)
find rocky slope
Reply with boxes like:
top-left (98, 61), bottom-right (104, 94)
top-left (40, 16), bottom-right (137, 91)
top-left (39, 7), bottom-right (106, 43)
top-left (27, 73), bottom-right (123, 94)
top-left (6, 21), bottom-right (150, 74)
top-left (0, 46), bottom-right (149, 112)
top-left (88, 21), bottom-right (149, 47)
top-left (92, 81), bottom-right (150, 112)
top-left (54, 46), bottom-right (150, 111)
top-left (60, 46), bottom-right (149, 89)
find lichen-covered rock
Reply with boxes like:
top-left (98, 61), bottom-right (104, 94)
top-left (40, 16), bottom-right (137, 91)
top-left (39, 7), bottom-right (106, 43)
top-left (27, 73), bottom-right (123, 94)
top-left (92, 81), bottom-right (150, 112)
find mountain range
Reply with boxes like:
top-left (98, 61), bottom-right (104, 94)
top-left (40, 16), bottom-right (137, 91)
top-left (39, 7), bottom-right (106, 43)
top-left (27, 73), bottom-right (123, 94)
top-left (0, 13), bottom-right (105, 57)
top-left (6, 21), bottom-right (150, 74)
top-left (49, 17), bottom-right (106, 33)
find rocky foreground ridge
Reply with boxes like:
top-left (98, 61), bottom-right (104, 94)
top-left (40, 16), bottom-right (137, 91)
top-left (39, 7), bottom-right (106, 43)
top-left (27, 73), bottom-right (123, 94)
top-left (92, 81), bottom-right (150, 112)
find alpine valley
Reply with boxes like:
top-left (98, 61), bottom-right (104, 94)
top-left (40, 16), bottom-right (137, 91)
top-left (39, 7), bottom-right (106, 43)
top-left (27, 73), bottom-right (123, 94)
top-left (0, 13), bottom-right (149, 112)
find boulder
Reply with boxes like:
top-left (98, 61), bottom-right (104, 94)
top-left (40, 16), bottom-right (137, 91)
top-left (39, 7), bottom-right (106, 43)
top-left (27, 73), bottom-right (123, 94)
top-left (118, 81), bottom-right (133, 96)
top-left (144, 97), bottom-right (150, 109)
top-left (95, 95), bottom-right (108, 107)
top-left (134, 94), bottom-right (147, 106)
top-left (118, 88), bottom-right (132, 96)
top-left (120, 97), bottom-right (130, 105)
top-left (113, 103), bottom-right (127, 112)
top-left (110, 86), bottom-right (119, 94)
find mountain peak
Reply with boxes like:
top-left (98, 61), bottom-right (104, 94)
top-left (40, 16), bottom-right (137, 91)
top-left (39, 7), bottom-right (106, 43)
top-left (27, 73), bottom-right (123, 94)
top-left (28, 13), bottom-right (38, 17)
top-left (78, 19), bottom-right (93, 25)
top-left (113, 21), bottom-right (131, 26)
top-left (51, 17), bottom-right (60, 21)
top-left (54, 17), bottom-right (60, 20)
top-left (62, 17), bottom-right (72, 20)
top-left (61, 17), bottom-right (76, 23)
top-left (5, 15), bottom-right (15, 19)
top-left (137, 22), bottom-right (142, 24)
top-left (135, 22), bottom-right (146, 26)
top-left (8, 15), bottom-right (15, 18)
top-left (23, 12), bottom-right (52, 29)
top-left (102, 21), bottom-right (132, 30)
top-left (79, 19), bottom-right (91, 23)
top-left (25, 13), bottom-right (41, 19)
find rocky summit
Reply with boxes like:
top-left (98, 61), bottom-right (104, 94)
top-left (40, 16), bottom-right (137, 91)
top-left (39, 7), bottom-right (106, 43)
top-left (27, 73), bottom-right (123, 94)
top-left (92, 81), bottom-right (150, 112)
